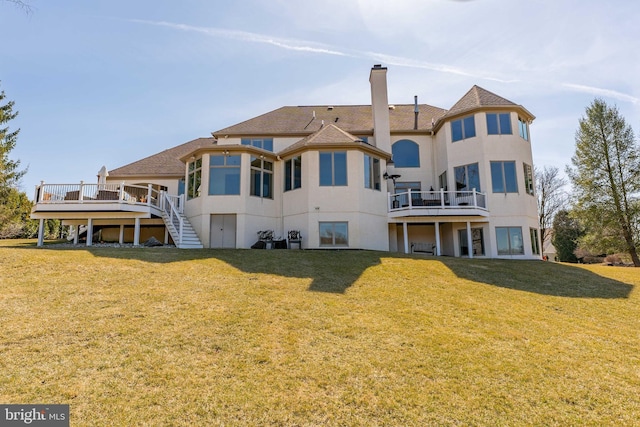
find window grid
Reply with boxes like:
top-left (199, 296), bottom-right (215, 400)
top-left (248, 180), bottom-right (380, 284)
top-left (187, 158), bottom-right (202, 200)
top-left (491, 161), bottom-right (518, 193)
top-left (250, 156), bottom-right (273, 199)
top-left (487, 113), bottom-right (513, 135)
top-left (209, 155), bottom-right (241, 195)
top-left (364, 154), bottom-right (381, 190)
top-left (451, 116), bottom-right (476, 142)
top-left (284, 156), bottom-right (302, 192)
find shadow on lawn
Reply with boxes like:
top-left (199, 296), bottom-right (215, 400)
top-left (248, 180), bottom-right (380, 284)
top-left (32, 245), bottom-right (381, 294)
top-left (437, 257), bottom-right (634, 299)
top-left (12, 241), bottom-right (634, 297)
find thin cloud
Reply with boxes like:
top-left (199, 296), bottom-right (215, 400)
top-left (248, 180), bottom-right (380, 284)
top-left (562, 83), bottom-right (639, 105)
top-left (131, 19), bottom-right (515, 84)
top-left (129, 19), bottom-right (350, 57)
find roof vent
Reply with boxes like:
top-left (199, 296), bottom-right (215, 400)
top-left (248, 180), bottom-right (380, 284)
top-left (389, 105), bottom-right (396, 110)
top-left (327, 106), bottom-right (333, 110)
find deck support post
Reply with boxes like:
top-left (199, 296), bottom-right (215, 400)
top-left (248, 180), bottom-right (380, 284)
top-left (73, 225), bottom-right (79, 245)
top-left (435, 222), bottom-right (441, 256)
top-left (37, 219), bottom-right (45, 247)
top-left (466, 221), bottom-right (473, 259)
top-left (134, 218), bottom-right (141, 246)
top-left (164, 227), bottom-right (169, 245)
top-left (403, 221), bottom-right (409, 254)
top-left (86, 219), bottom-right (93, 246)
top-left (119, 224), bottom-right (125, 244)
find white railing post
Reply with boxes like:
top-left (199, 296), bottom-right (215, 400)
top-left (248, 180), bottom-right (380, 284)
top-left (473, 189), bottom-right (477, 207)
top-left (179, 220), bottom-right (184, 246)
top-left (119, 181), bottom-right (125, 201)
top-left (79, 181), bottom-right (84, 201)
top-left (147, 184), bottom-right (153, 206)
top-left (179, 194), bottom-right (184, 214)
top-left (440, 188), bottom-right (445, 207)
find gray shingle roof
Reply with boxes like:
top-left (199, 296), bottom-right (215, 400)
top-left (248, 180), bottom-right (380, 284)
top-left (445, 85), bottom-right (518, 118)
top-left (213, 104), bottom-right (447, 137)
top-left (108, 137), bottom-right (215, 178)
top-left (278, 124), bottom-right (390, 159)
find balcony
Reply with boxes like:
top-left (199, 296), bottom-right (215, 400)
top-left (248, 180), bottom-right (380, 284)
top-left (388, 189), bottom-right (489, 218)
top-left (31, 182), bottom-right (164, 218)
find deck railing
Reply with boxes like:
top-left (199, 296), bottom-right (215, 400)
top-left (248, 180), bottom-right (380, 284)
top-left (161, 193), bottom-right (184, 246)
top-left (388, 189), bottom-right (487, 212)
top-left (34, 182), bottom-right (161, 208)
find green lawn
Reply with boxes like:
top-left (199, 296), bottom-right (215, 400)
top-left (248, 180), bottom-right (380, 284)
top-left (1, 240), bottom-right (639, 426)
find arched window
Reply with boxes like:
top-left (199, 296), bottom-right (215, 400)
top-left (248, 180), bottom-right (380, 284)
top-left (391, 139), bottom-right (420, 167)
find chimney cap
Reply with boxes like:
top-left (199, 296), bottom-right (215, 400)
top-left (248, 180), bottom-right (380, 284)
top-left (371, 64), bottom-right (387, 70)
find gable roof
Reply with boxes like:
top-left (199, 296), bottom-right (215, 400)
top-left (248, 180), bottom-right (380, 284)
top-left (108, 137), bottom-right (215, 179)
top-left (213, 104), bottom-right (447, 137)
top-left (278, 123), bottom-right (390, 159)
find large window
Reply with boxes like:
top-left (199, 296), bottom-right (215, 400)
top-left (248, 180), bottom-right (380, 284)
top-left (209, 155), bottom-right (241, 195)
top-left (530, 228), bottom-right (540, 255)
top-left (319, 152), bottom-right (347, 186)
top-left (187, 158), bottom-right (202, 200)
top-left (364, 154), bottom-right (381, 190)
top-left (491, 161), bottom-right (518, 193)
top-left (451, 116), bottom-right (476, 142)
top-left (486, 113), bottom-right (512, 135)
top-left (284, 156), bottom-right (302, 192)
top-left (518, 117), bottom-right (529, 141)
top-left (523, 163), bottom-right (534, 195)
top-left (319, 222), bottom-right (348, 247)
top-left (250, 156), bottom-right (273, 198)
top-left (454, 163), bottom-right (480, 191)
top-left (496, 227), bottom-right (524, 255)
top-left (241, 138), bottom-right (273, 152)
top-left (391, 140), bottom-right (420, 167)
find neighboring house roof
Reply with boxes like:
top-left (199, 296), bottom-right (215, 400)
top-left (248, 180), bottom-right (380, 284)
top-left (278, 123), bottom-right (390, 159)
top-left (213, 104), bottom-right (447, 137)
top-left (108, 137), bottom-right (215, 179)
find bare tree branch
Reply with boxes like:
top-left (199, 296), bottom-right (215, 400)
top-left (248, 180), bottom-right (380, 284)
top-left (3, 0), bottom-right (34, 14)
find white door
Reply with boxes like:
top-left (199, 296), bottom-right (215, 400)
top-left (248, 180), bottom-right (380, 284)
top-left (210, 214), bottom-right (237, 248)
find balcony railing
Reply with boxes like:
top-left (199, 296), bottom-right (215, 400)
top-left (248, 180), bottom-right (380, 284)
top-left (388, 189), bottom-right (487, 212)
top-left (34, 182), bottom-right (161, 209)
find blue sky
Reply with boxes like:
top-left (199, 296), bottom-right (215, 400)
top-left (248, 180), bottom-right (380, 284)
top-left (2, 0), bottom-right (639, 195)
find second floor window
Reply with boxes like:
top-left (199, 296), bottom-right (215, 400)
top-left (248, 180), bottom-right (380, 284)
top-left (250, 156), bottom-right (273, 198)
top-left (523, 163), bottom-right (534, 195)
top-left (451, 116), bottom-right (476, 142)
top-left (518, 117), bottom-right (529, 141)
top-left (187, 158), bottom-right (202, 200)
top-left (487, 113), bottom-right (512, 135)
top-left (284, 156), bottom-right (302, 192)
top-left (209, 155), bottom-right (241, 195)
top-left (454, 163), bottom-right (480, 192)
top-left (364, 154), bottom-right (381, 190)
top-left (491, 161), bottom-right (518, 193)
top-left (391, 139), bottom-right (420, 167)
top-left (319, 152), bottom-right (347, 186)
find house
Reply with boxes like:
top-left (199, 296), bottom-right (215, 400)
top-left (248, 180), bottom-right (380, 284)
top-left (31, 65), bottom-right (541, 259)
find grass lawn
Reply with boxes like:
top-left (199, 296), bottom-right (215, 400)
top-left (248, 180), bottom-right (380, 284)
top-left (1, 239), bottom-right (640, 425)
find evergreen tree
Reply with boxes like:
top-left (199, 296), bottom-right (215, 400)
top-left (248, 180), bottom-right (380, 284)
top-left (566, 99), bottom-right (640, 266)
top-left (0, 83), bottom-right (25, 199)
top-left (552, 210), bottom-right (582, 263)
